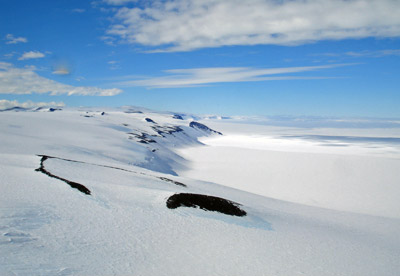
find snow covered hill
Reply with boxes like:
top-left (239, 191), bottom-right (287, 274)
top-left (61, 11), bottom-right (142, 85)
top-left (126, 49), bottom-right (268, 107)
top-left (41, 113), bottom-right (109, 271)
top-left (1, 107), bottom-right (400, 276)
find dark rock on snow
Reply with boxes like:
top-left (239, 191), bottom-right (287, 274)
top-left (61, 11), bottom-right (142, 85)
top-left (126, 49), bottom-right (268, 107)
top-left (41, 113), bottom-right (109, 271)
top-left (151, 125), bottom-right (184, 137)
top-left (35, 155), bottom-right (91, 195)
top-left (189, 121), bottom-right (222, 135)
top-left (128, 132), bottom-right (157, 144)
top-left (125, 110), bottom-right (143, 114)
top-left (166, 193), bottom-right (246, 216)
top-left (158, 177), bottom-right (187, 187)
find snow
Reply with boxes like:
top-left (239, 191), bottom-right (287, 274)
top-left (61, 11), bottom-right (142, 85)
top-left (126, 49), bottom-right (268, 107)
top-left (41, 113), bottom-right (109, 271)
top-left (1, 107), bottom-right (400, 275)
top-left (175, 134), bottom-right (400, 218)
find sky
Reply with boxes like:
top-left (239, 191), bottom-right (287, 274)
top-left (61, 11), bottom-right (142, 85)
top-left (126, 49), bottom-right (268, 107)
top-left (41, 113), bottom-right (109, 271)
top-left (0, 0), bottom-right (400, 117)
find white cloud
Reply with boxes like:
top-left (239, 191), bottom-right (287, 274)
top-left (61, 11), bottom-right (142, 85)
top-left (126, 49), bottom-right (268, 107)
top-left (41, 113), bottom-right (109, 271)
top-left (18, 51), bottom-right (46, 60)
top-left (52, 68), bottom-right (71, 75)
top-left (103, 0), bottom-right (137, 5)
top-left (100, 35), bottom-right (117, 46)
top-left (116, 64), bottom-right (348, 88)
top-left (0, 62), bottom-right (122, 96)
top-left (5, 34), bottom-right (27, 44)
top-left (0, 99), bottom-right (65, 110)
top-left (105, 0), bottom-right (400, 52)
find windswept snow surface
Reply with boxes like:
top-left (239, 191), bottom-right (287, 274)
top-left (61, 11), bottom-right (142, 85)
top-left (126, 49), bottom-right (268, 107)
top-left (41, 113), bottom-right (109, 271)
top-left (1, 108), bottom-right (400, 276)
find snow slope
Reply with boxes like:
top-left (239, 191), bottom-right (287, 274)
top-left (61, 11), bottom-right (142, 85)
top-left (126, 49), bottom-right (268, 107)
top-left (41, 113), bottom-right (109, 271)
top-left (1, 107), bottom-right (400, 276)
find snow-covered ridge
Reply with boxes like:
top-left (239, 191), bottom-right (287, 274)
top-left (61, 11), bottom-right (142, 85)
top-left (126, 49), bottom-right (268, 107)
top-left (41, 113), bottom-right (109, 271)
top-left (1, 107), bottom-right (400, 276)
top-left (0, 106), bottom-right (221, 175)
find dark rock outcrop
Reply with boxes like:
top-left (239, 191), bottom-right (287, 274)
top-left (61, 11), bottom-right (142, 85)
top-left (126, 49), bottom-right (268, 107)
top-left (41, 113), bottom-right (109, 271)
top-left (128, 132), bottom-right (157, 144)
top-left (158, 177), bottom-right (186, 187)
top-left (166, 193), bottom-right (246, 216)
top-left (189, 121), bottom-right (222, 135)
top-left (151, 125), bottom-right (184, 137)
top-left (35, 155), bottom-right (91, 195)
top-left (125, 110), bottom-right (143, 114)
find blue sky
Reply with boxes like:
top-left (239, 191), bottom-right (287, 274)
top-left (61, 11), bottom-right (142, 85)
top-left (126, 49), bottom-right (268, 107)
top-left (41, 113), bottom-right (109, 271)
top-left (1, 0), bottom-right (400, 117)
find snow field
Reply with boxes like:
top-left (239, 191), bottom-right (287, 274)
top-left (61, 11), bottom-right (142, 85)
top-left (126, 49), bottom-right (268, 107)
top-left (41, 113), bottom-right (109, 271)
top-left (1, 108), bottom-right (399, 275)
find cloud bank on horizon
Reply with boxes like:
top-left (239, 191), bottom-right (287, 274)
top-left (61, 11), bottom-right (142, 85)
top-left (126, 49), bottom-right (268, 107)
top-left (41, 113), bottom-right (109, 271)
top-left (106, 0), bottom-right (400, 52)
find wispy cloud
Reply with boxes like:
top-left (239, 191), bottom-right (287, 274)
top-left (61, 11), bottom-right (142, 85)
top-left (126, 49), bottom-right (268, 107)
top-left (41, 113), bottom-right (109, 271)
top-left (345, 49), bottom-right (400, 57)
top-left (105, 0), bottom-right (400, 52)
top-left (72, 8), bottom-right (86, 13)
top-left (18, 51), bottom-right (46, 60)
top-left (116, 64), bottom-right (349, 88)
top-left (103, 0), bottom-right (137, 5)
top-left (0, 62), bottom-right (122, 96)
top-left (100, 35), bottom-right (117, 46)
top-left (5, 34), bottom-right (27, 44)
top-left (0, 99), bottom-right (65, 110)
top-left (4, 52), bottom-right (16, 59)
top-left (316, 49), bottom-right (400, 58)
top-left (108, 60), bottom-right (120, 70)
top-left (52, 68), bottom-right (71, 75)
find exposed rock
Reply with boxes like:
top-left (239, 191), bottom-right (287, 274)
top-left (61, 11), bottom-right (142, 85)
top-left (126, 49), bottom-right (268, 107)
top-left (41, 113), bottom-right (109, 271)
top-left (189, 121), bottom-right (222, 135)
top-left (166, 193), bottom-right (246, 216)
top-left (125, 110), bottom-right (143, 114)
top-left (158, 177), bottom-right (186, 187)
top-left (35, 155), bottom-right (91, 195)
top-left (151, 125), bottom-right (184, 137)
top-left (128, 132), bottom-right (157, 144)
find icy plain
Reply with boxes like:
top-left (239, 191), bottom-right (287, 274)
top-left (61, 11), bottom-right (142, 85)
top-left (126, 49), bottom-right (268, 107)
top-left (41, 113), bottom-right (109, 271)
top-left (1, 107), bottom-right (399, 276)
